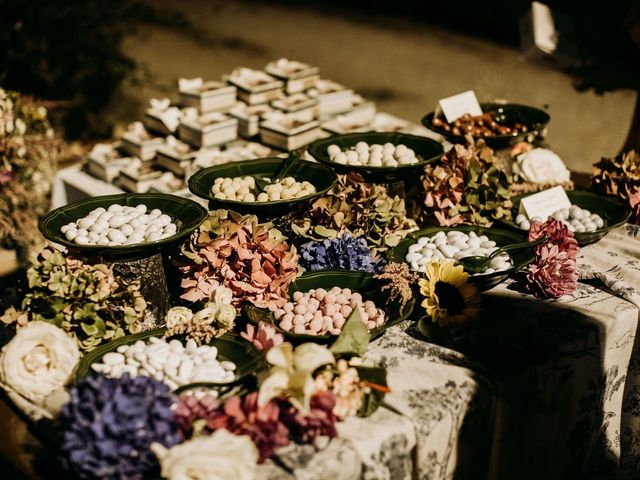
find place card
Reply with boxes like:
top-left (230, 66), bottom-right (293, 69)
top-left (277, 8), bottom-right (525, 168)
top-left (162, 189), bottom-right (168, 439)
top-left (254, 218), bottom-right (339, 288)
top-left (518, 185), bottom-right (571, 220)
top-left (438, 90), bottom-right (483, 123)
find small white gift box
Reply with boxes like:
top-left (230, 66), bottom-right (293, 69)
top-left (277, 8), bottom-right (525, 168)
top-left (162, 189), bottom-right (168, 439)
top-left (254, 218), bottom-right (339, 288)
top-left (155, 136), bottom-right (199, 177)
top-left (307, 80), bottom-right (355, 118)
top-left (179, 78), bottom-right (237, 113)
top-left (265, 58), bottom-right (320, 94)
top-left (228, 103), bottom-right (274, 138)
top-left (116, 160), bottom-right (166, 193)
top-left (227, 68), bottom-right (284, 105)
top-left (259, 111), bottom-right (322, 151)
top-left (85, 142), bottom-right (136, 183)
top-left (321, 98), bottom-right (377, 134)
top-left (120, 122), bottom-right (164, 161)
top-left (178, 111), bottom-right (238, 148)
top-left (270, 92), bottom-right (318, 115)
top-left (143, 98), bottom-right (182, 135)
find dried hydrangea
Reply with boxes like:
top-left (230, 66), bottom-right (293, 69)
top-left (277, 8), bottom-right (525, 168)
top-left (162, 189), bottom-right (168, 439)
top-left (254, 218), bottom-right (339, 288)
top-left (276, 391), bottom-right (339, 444)
top-left (179, 210), bottom-right (299, 308)
top-left (60, 373), bottom-right (181, 480)
top-left (291, 173), bottom-right (417, 256)
top-left (374, 262), bottom-right (418, 310)
top-left (591, 150), bottom-right (640, 200)
top-left (421, 138), bottom-right (512, 227)
top-left (0, 247), bottom-right (146, 352)
top-left (526, 244), bottom-right (578, 299)
top-left (240, 321), bottom-right (284, 352)
top-left (0, 89), bottom-right (59, 266)
top-left (299, 234), bottom-right (380, 273)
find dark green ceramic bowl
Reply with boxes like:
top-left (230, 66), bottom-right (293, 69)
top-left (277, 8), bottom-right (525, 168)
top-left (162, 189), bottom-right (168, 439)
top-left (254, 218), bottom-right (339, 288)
top-left (422, 103), bottom-right (550, 149)
top-left (188, 158), bottom-right (336, 219)
top-left (244, 270), bottom-right (415, 343)
top-left (38, 193), bottom-right (207, 257)
top-left (307, 132), bottom-right (443, 183)
top-left (73, 328), bottom-right (264, 390)
top-left (388, 225), bottom-right (534, 291)
top-left (498, 190), bottom-right (632, 246)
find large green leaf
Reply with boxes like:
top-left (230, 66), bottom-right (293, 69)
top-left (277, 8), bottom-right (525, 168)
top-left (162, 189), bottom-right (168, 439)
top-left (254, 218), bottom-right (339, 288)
top-left (330, 310), bottom-right (370, 357)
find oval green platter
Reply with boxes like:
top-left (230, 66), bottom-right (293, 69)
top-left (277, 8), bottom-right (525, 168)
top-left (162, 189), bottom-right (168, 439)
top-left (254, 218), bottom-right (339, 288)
top-left (388, 225), bottom-right (535, 291)
top-left (244, 270), bottom-right (415, 344)
top-left (188, 157), bottom-right (337, 219)
top-left (38, 192), bottom-right (208, 257)
top-left (498, 190), bottom-right (632, 246)
top-left (307, 131), bottom-right (443, 183)
top-left (73, 328), bottom-right (264, 390)
top-left (422, 102), bottom-right (550, 149)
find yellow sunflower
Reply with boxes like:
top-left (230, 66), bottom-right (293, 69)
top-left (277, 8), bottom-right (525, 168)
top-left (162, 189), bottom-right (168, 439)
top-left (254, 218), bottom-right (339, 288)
top-left (418, 260), bottom-right (481, 327)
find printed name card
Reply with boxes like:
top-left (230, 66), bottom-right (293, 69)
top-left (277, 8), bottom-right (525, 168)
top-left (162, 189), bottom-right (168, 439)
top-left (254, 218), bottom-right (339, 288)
top-left (518, 185), bottom-right (571, 220)
top-left (438, 90), bottom-right (483, 123)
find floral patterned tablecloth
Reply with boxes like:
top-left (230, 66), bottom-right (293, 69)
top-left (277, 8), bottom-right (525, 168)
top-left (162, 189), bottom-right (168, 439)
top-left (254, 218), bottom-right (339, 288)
top-left (255, 225), bottom-right (640, 480)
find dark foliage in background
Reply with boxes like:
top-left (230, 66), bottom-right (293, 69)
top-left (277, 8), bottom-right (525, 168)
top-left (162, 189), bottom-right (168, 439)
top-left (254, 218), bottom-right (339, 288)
top-left (0, 0), bottom-right (187, 139)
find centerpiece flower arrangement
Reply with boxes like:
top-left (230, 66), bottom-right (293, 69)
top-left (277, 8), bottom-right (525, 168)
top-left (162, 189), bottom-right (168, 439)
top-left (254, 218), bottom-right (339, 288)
top-left (0, 88), bottom-right (60, 266)
top-left (178, 209), bottom-right (300, 308)
top-left (291, 172), bottom-right (417, 256)
top-left (420, 137), bottom-right (513, 227)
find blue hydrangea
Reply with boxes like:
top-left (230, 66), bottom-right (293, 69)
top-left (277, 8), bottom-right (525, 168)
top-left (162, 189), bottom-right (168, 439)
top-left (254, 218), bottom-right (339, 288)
top-left (59, 373), bottom-right (182, 480)
top-left (300, 235), bottom-right (380, 273)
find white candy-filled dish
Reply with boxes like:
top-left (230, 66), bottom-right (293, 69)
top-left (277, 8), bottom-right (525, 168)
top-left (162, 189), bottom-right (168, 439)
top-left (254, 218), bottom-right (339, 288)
top-left (39, 193), bottom-right (207, 256)
top-left (211, 175), bottom-right (316, 202)
top-left (501, 190), bottom-right (632, 246)
top-left (189, 157), bottom-right (336, 219)
top-left (74, 329), bottom-right (263, 392)
top-left (390, 226), bottom-right (535, 292)
top-left (308, 132), bottom-right (442, 183)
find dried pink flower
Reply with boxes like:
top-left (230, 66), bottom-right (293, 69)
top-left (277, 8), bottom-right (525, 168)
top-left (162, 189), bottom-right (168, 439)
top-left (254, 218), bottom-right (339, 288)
top-left (277, 391), bottom-right (338, 444)
top-left (240, 322), bottom-right (284, 352)
top-left (526, 244), bottom-right (578, 299)
top-left (178, 211), bottom-right (299, 308)
top-left (528, 219), bottom-right (580, 260)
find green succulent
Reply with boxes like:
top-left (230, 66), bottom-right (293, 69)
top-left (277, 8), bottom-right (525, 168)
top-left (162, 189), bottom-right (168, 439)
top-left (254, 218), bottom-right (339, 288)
top-left (1, 246), bottom-right (147, 352)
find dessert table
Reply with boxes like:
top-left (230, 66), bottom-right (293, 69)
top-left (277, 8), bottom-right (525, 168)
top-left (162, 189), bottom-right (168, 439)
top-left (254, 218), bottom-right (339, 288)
top-left (247, 224), bottom-right (640, 480)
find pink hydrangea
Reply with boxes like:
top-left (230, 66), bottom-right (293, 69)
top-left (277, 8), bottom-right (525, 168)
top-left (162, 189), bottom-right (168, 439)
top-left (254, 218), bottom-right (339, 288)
top-left (528, 218), bottom-right (580, 260)
top-left (526, 244), bottom-right (578, 299)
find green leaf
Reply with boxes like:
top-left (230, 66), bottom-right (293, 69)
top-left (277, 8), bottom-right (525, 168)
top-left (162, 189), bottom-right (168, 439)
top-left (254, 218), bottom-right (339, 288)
top-left (313, 225), bottom-right (338, 238)
top-left (356, 365), bottom-right (388, 417)
top-left (330, 310), bottom-right (370, 357)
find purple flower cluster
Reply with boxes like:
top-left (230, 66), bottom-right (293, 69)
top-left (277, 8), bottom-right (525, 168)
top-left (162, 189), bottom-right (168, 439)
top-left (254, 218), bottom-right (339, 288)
top-left (59, 373), bottom-right (182, 480)
top-left (300, 235), bottom-right (380, 273)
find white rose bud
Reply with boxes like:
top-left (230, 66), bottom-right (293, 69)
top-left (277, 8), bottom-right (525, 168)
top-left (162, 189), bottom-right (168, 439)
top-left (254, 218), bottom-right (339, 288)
top-left (164, 307), bottom-right (194, 329)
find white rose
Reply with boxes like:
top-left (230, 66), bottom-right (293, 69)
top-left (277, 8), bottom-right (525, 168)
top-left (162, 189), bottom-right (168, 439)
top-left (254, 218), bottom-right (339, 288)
top-left (0, 321), bottom-right (79, 419)
top-left (152, 429), bottom-right (258, 480)
top-left (165, 307), bottom-right (194, 329)
top-left (215, 304), bottom-right (236, 330)
top-left (211, 286), bottom-right (234, 307)
top-left (517, 148), bottom-right (571, 184)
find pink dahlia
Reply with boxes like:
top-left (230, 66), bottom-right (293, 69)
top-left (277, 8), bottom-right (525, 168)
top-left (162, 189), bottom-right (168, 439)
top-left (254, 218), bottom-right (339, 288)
top-left (528, 219), bottom-right (580, 260)
top-left (526, 244), bottom-right (578, 299)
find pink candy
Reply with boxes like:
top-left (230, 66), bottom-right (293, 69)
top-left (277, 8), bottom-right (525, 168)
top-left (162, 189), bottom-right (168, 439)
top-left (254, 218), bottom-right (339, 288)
top-left (269, 287), bottom-right (386, 335)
